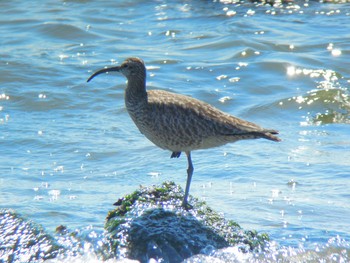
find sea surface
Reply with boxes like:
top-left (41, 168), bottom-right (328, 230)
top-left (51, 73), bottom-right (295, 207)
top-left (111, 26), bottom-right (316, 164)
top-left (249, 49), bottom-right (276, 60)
top-left (1, 0), bottom-right (350, 261)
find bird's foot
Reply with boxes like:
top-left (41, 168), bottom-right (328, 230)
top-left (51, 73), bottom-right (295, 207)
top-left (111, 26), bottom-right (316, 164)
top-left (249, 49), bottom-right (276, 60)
top-left (171, 152), bottom-right (181, 158)
top-left (181, 200), bottom-right (193, 210)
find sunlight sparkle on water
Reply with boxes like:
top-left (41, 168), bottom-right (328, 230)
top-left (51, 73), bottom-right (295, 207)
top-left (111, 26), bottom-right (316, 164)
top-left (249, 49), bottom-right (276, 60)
top-left (0, 93), bottom-right (10, 100)
top-left (48, 190), bottom-right (61, 201)
top-left (223, 7), bottom-right (236, 17)
top-left (327, 43), bottom-right (342, 57)
top-left (216, 74), bottom-right (227, 80)
top-left (331, 49), bottom-right (342, 56)
top-left (219, 96), bottom-right (232, 103)
top-left (59, 54), bottom-right (69, 61)
top-left (229, 77), bottom-right (240, 82)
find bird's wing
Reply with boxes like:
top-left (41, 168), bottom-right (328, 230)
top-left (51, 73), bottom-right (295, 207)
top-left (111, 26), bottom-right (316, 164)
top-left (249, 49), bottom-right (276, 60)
top-left (147, 90), bottom-right (275, 137)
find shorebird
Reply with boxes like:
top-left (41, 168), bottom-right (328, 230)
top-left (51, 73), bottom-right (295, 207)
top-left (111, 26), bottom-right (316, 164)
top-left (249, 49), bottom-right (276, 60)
top-left (87, 57), bottom-right (280, 207)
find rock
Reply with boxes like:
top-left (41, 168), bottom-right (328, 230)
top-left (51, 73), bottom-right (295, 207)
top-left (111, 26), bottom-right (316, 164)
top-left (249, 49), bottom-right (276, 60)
top-left (0, 183), bottom-right (270, 263)
top-left (105, 181), bottom-right (269, 263)
top-left (0, 209), bottom-right (62, 262)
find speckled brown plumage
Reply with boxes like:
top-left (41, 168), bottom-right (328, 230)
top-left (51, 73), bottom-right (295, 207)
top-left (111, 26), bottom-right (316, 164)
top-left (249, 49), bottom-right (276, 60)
top-left (87, 57), bottom-right (281, 207)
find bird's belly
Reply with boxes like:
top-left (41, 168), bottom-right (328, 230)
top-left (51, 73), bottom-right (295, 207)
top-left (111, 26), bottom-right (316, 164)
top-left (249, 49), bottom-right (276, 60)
top-left (136, 123), bottom-right (232, 152)
top-left (140, 126), bottom-right (202, 152)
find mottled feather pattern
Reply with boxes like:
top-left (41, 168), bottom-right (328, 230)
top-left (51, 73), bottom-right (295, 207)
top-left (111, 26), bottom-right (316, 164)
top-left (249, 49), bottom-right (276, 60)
top-left (87, 57), bottom-right (280, 207)
top-left (126, 89), bottom-right (279, 152)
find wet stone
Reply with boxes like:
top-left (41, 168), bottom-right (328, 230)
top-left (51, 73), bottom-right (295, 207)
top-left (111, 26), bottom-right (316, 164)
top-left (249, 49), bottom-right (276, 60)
top-left (105, 181), bottom-right (269, 263)
top-left (0, 209), bottom-right (62, 262)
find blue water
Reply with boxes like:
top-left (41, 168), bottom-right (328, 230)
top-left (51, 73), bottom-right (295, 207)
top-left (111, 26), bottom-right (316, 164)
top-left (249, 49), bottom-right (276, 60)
top-left (1, 0), bottom-right (350, 261)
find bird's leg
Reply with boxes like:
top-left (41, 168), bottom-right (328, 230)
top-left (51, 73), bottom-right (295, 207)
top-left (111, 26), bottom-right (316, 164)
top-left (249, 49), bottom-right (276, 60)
top-left (182, 151), bottom-right (194, 208)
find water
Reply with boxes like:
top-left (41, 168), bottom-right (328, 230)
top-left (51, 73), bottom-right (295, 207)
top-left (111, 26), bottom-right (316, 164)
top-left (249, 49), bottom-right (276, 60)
top-left (1, 0), bottom-right (349, 261)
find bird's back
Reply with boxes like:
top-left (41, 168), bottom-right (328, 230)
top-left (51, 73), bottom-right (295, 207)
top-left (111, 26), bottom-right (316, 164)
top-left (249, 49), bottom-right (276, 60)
top-left (126, 89), bottom-right (280, 153)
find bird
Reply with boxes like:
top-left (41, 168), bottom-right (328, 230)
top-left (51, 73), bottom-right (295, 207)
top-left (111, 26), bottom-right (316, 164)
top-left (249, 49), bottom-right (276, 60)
top-left (87, 57), bottom-right (281, 208)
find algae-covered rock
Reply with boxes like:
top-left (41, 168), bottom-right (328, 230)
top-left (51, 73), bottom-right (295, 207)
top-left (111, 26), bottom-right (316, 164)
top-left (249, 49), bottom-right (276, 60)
top-left (105, 181), bottom-right (269, 263)
top-left (0, 209), bottom-right (62, 262)
top-left (0, 209), bottom-right (117, 262)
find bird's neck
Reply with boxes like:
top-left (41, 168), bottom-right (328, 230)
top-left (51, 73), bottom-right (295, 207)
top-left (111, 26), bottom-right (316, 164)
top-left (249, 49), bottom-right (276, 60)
top-left (125, 75), bottom-right (147, 105)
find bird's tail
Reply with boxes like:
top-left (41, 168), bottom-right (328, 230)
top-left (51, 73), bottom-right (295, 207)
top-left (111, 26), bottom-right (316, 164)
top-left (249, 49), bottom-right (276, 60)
top-left (261, 129), bottom-right (281, 142)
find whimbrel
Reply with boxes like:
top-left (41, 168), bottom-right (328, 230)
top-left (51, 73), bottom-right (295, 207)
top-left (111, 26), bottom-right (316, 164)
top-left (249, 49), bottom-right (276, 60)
top-left (87, 57), bottom-right (280, 207)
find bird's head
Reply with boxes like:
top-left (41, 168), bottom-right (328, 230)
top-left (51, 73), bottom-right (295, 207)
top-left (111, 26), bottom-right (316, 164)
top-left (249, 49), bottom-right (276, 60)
top-left (87, 57), bottom-right (146, 82)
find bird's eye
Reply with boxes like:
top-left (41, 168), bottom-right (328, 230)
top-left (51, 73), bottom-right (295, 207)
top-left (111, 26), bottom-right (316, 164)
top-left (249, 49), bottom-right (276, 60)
top-left (123, 64), bottom-right (128, 68)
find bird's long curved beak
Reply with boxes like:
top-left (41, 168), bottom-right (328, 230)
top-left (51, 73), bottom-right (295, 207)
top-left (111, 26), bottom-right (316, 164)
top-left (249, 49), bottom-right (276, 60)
top-left (87, 66), bottom-right (121, 82)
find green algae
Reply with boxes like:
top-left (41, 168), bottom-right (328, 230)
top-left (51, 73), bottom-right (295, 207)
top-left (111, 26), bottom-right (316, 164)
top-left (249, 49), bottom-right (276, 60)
top-left (105, 181), bottom-right (269, 261)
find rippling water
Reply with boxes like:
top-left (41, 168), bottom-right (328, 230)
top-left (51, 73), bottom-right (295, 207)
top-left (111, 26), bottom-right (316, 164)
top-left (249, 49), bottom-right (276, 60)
top-left (1, 0), bottom-right (350, 261)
